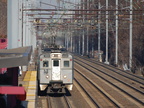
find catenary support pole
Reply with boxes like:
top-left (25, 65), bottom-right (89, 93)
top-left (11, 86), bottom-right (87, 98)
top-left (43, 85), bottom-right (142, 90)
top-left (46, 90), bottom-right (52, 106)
top-left (105, 0), bottom-right (109, 64)
top-left (129, 0), bottom-right (133, 70)
top-left (115, 0), bottom-right (118, 65)
top-left (98, 0), bottom-right (101, 61)
top-left (87, 26), bottom-right (89, 55)
top-left (79, 33), bottom-right (81, 55)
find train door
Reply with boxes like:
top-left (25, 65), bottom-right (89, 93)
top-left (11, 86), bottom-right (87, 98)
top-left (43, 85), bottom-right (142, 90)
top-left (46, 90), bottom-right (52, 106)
top-left (52, 60), bottom-right (61, 80)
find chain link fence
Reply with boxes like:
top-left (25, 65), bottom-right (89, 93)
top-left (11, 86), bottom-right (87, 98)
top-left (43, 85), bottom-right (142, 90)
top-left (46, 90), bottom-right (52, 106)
top-left (0, 0), bottom-right (7, 38)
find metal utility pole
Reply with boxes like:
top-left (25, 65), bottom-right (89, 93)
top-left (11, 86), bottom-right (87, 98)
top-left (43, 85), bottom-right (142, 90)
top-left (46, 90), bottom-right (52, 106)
top-left (82, 28), bottom-right (85, 55)
top-left (129, 0), bottom-right (133, 70)
top-left (115, 0), bottom-right (118, 65)
top-left (86, 0), bottom-right (89, 56)
top-left (73, 34), bottom-right (75, 53)
top-left (67, 36), bottom-right (69, 50)
top-left (21, 2), bottom-right (24, 47)
top-left (18, 0), bottom-right (23, 47)
top-left (79, 34), bottom-right (81, 54)
top-left (86, 26), bottom-right (89, 55)
top-left (92, 35), bottom-right (94, 57)
top-left (98, 0), bottom-right (101, 62)
top-left (64, 33), bottom-right (67, 48)
top-left (23, 0), bottom-right (27, 47)
top-left (25, 1), bottom-right (30, 46)
top-left (105, 0), bottom-right (109, 64)
top-left (82, 1), bottom-right (85, 56)
top-left (66, 26), bottom-right (70, 51)
top-left (71, 32), bottom-right (73, 52)
top-left (75, 30), bottom-right (78, 53)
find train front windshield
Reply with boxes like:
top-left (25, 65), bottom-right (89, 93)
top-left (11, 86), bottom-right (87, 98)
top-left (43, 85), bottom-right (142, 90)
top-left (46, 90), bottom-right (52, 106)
top-left (53, 60), bottom-right (59, 66)
top-left (43, 61), bottom-right (48, 67)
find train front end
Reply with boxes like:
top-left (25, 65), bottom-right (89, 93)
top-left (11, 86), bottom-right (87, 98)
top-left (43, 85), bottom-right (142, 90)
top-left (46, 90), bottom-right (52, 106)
top-left (38, 51), bottom-right (73, 94)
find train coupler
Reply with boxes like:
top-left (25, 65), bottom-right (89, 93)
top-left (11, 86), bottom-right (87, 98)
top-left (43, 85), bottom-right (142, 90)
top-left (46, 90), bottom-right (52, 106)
top-left (47, 87), bottom-right (66, 94)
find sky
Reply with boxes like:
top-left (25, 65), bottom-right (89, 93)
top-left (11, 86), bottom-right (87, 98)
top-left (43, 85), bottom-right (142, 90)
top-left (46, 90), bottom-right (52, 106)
top-left (37, 0), bottom-right (80, 9)
top-left (34, 0), bottom-right (81, 42)
top-left (35, 0), bottom-right (81, 19)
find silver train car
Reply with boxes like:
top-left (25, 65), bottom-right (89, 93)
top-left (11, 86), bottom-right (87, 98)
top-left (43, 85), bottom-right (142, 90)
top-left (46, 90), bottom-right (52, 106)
top-left (37, 48), bottom-right (73, 94)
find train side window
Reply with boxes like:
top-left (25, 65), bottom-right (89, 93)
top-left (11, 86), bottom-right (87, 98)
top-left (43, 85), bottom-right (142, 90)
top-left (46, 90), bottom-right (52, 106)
top-left (43, 61), bottom-right (48, 67)
top-left (64, 61), bottom-right (69, 67)
top-left (53, 60), bottom-right (59, 66)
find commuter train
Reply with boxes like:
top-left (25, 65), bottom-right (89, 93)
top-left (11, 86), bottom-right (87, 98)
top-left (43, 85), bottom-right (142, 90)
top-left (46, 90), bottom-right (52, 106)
top-left (37, 46), bottom-right (74, 94)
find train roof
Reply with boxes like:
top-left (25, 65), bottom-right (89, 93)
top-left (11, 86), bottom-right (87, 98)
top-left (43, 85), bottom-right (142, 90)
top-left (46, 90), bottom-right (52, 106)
top-left (43, 48), bottom-right (67, 53)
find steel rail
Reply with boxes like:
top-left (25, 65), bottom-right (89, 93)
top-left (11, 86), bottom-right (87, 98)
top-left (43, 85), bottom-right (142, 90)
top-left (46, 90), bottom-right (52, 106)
top-left (75, 55), bottom-right (144, 83)
top-left (75, 69), bottom-right (122, 108)
top-left (64, 95), bottom-right (72, 108)
top-left (75, 58), bottom-right (144, 94)
top-left (47, 96), bottom-right (52, 108)
top-left (75, 60), bottom-right (144, 105)
top-left (74, 78), bottom-right (101, 108)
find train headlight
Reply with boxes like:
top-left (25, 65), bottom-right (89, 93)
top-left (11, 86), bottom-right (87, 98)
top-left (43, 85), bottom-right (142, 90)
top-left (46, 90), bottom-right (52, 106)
top-left (63, 75), bottom-right (67, 79)
top-left (46, 75), bottom-right (49, 79)
top-left (51, 54), bottom-right (54, 57)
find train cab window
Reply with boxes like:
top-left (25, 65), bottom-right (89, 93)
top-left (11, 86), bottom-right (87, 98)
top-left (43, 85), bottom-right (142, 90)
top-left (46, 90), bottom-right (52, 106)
top-left (43, 61), bottom-right (48, 67)
top-left (53, 60), bottom-right (59, 66)
top-left (64, 61), bottom-right (69, 67)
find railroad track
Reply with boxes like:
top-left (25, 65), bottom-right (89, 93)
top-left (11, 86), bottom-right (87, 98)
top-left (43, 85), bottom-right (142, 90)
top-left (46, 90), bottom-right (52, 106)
top-left (75, 56), bottom-right (144, 92)
top-left (75, 55), bottom-right (144, 85)
top-left (74, 56), bottom-right (144, 107)
top-left (36, 94), bottom-right (71, 108)
top-left (74, 69), bottom-right (123, 107)
top-left (47, 94), bottom-right (71, 108)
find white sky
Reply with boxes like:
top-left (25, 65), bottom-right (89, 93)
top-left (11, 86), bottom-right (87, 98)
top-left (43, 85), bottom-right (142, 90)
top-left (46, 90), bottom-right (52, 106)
top-left (35, 0), bottom-right (81, 19)
top-left (37, 0), bottom-right (80, 9)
